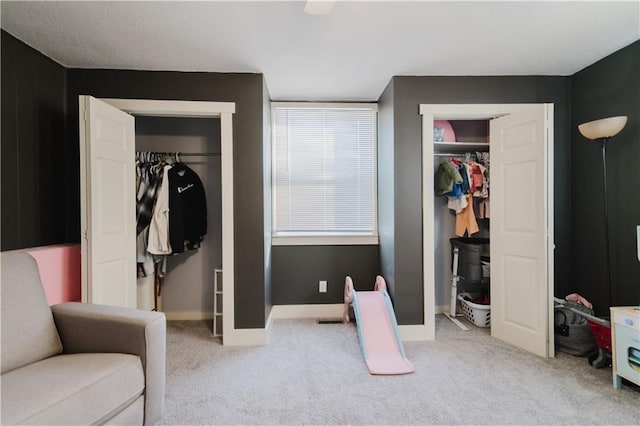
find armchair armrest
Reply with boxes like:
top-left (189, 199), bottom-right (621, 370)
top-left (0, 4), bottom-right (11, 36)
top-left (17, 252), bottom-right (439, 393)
top-left (51, 302), bottom-right (165, 425)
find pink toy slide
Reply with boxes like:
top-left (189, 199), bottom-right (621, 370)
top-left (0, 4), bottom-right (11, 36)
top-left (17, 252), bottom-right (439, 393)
top-left (344, 276), bottom-right (415, 375)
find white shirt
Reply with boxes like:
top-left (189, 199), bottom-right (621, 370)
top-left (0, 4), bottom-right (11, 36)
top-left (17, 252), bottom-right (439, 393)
top-left (147, 165), bottom-right (173, 255)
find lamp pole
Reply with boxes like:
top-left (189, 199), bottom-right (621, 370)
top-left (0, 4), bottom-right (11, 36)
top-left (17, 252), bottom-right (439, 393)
top-left (577, 115), bottom-right (627, 314)
top-left (600, 136), bottom-right (613, 312)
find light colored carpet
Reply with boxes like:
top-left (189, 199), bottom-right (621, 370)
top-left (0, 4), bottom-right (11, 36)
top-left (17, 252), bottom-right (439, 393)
top-left (164, 316), bottom-right (639, 425)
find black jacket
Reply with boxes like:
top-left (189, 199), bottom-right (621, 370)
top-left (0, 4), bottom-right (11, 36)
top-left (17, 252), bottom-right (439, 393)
top-left (168, 164), bottom-right (207, 252)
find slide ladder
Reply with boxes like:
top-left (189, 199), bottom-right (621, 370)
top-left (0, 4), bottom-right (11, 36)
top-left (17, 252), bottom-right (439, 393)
top-left (344, 276), bottom-right (415, 375)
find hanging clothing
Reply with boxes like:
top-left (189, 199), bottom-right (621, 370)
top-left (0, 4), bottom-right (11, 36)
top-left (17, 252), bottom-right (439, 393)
top-left (455, 194), bottom-right (479, 237)
top-left (147, 164), bottom-right (173, 255)
top-left (473, 152), bottom-right (490, 219)
top-left (435, 161), bottom-right (463, 196)
top-left (136, 163), bottom-right (164, 235)
top-left (448, 194), bottom-right (468, 213)
top-left (458, 163), bottom-right (471, 194)
top-left (136, 229), bottom-right (154, 277)
top-left (168, 164), bottom-right (208, 253)
top-left (434, 151), bottom-right (488, 234)
top-left (469, 162), bottom-right (484, 194)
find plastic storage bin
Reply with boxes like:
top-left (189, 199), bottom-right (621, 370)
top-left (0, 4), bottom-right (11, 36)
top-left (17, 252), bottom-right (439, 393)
top-left (458, 294), bottom-right (491, 327)
top-left (450, 237), bottom-right (490, 282)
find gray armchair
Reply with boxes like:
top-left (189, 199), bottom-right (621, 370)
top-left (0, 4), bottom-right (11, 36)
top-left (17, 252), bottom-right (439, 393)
top-left (1, 252), bottom-right (166, 425)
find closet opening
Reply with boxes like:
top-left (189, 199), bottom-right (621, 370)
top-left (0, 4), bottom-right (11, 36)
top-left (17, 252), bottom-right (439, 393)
top-left (134, 117), bottom-right (222, 333)
top-left (421, 104), bottom-right (555, 358)
top-left (433, 119), bottom-right (491, 331)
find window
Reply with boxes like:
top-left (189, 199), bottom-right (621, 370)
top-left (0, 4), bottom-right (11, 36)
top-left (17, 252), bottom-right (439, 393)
top-left (272, 103), bottom-right (377, 245)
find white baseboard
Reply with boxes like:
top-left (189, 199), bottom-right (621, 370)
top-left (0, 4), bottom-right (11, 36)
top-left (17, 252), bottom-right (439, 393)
top-left (223, 328), bottom-right (268, 346)
top-left (270, 303), bottom-right (344, 320)
top-left (188, 303), bottom-right (440, 346)
top-left (271, 304), bottom-right (434, 342)
top-left (435, 305), bottom-right (449, 314)
top-left (164, 311), bottom-right (213, 321)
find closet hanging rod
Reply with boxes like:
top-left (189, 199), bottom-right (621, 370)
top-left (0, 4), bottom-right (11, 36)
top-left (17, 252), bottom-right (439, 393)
top-left (178, 153), bottom-right (220, 157)
top-left (136, 152), bottom-right (220, 157)
top-left (434, 152), bottom-right (478, 157)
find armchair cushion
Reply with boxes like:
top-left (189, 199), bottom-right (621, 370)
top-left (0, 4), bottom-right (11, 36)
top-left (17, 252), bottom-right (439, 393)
top-left (51, 303), bottom-right (166, 425)
top-left (1, 353), bottom-right (144, 425)
top-left (0, 252), bottom-right (62, 374)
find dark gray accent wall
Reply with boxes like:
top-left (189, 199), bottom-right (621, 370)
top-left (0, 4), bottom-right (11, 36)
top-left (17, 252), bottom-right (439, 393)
top-left (383, 76), bottom-right (572, 325)
top-left (1, 31), bottom-right (67, 250)
top-left (571, 41), bottom-right (640, 315)
top-left (66, 69), bottom-right (268, 329)
top-left (377, 80), bottom-right (396, 298)
top-left (263, 77), bottom-right (273, 320)
top-left (271, 245), bottom-right (380, 304)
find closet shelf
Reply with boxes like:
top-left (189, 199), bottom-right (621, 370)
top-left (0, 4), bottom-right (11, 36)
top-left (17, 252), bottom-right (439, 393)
top-left (434, 141), bottom-right (489, 153)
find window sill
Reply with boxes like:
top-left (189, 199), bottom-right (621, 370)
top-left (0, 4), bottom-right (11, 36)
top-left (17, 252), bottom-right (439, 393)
top-left (271, 235), bottom-right (379, 246)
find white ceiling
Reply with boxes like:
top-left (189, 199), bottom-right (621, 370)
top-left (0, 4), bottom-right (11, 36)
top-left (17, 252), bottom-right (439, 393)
top-left (2, 1), bottom-right (639, 101)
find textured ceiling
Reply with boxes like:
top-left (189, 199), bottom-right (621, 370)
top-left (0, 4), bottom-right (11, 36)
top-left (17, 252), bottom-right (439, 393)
top-left (1, 1), bottom-right (639, 101)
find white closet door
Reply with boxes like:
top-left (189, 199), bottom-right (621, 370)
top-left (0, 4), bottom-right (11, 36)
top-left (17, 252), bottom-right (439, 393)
top-left (490, 105), bottom-right (553, 358)
top-left (79, 96), bottom-right (137, 308)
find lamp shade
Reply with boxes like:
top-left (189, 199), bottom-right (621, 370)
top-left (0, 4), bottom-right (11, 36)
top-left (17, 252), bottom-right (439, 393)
top-left (578, 116), bottom-right (628, 140)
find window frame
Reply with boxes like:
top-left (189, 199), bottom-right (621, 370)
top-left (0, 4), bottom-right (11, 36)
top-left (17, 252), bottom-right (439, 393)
top-left (271, 102), bottom-right (379, 246)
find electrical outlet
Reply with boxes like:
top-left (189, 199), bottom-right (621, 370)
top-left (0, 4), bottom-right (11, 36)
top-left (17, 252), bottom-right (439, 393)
top-left (319, 280), bottom-right (327, 293)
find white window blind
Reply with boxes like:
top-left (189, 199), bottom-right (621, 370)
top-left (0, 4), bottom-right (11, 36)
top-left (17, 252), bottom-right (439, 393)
top-left (272, 104), bottom-right (377, 239)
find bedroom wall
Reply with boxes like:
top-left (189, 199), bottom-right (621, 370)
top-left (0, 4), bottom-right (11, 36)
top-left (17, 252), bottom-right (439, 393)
top-left (1, 31), bottom-right (68, 250)
top-left (571, 40), bottom-right (640, 315)
top-left (380, 76), bottom-right (572, 325)
top-left (3, 27), bottom-right (636, 327)
top-left (270, 245), bottom-right (380, 304)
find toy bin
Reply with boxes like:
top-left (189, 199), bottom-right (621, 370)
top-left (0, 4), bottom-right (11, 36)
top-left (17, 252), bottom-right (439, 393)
top-left (458, 294), bottom-right (491, 327)
top-left (450, 237), bottom-right (490, 282)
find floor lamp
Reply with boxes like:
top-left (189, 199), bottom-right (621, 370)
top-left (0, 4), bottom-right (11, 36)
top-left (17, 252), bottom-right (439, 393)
top-left (578, 116), bottom-right (628, 312)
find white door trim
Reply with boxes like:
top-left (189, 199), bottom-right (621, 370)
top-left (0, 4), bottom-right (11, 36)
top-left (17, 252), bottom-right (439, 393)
top-left (83, 98), bottom-right (247, 345)
top-left (103, 99), bottom-right (235, 116)
top-left (419, 104), bottom-right (554, 356)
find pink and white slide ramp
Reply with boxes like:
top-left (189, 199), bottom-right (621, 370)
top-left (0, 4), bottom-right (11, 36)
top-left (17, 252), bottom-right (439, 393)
top-left (344, 276), bottom-right (415, 375)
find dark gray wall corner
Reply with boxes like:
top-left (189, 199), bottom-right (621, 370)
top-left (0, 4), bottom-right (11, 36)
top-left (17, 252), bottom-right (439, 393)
top-left (1, 30), bottom-right (68, 250)
top-left (377, 80), bottom-right (396, 299)
top-left (384, 75), bottom-right (572, 325)
top-left (65, 69), bottom-right (267, 329)
top-left (571, 40), bottom-right (640, 315)
top-left (263, 77), bottom-right (273, 321)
